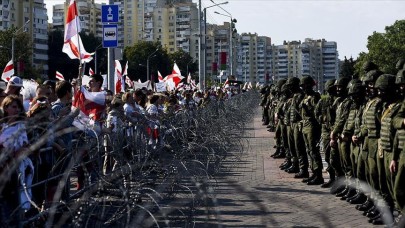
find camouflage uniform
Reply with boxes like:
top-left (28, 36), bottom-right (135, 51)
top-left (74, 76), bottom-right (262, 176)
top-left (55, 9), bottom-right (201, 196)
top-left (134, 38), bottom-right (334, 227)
top-left (315, 79), bottom-right (337, 187)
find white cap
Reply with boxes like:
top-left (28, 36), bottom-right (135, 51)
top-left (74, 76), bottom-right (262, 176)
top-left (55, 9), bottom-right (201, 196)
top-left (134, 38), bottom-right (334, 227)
top-left (8, 76), bottom-right (23, 87)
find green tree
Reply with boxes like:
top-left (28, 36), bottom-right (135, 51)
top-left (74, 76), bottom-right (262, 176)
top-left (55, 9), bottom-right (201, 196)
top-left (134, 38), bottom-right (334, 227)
top-left (339, 56), bottom-right (356, 78)
top-left (356, 20), bottom-right (405, 74)
top-left (48, 30), bottom-right (104, 81)
top-left (123, 41), bottom-right (171, 82)
top-left (168, 49), bottom-right (197, 77)
top-left (0, 27), bottom-right (33, 78)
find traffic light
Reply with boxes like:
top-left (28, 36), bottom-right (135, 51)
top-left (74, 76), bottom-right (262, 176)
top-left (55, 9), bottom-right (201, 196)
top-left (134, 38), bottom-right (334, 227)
top-left (231, 19), bottom-right (237, 37)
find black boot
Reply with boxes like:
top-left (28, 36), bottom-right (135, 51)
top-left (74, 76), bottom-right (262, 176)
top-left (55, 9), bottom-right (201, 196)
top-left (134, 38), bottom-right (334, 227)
top-left (273, 150), bottom-right (286, 159)
top-left (286, 165), bottom-right (300, 173)
top-left (336, 186), bottom-right (349, 197)
top-left (294, 169), bottom-right (309, 179)
top-left (307, 171), bottom-right (324, 185)
top-left (302, 173), bottom-right (316, 183)
top-left (321, 168), bottom-right (335, 188)
top-left (271, 147), bottom-right (281, 157)
top-left (330, 176), bottom-right (345, 194)
top-left (340, 187), bottom-right (356, 200)
top-left (356, 197), bottom-right (373, 211)
top-left (348, 192), bottom-right (367, 204)
top-left (280, 161), bottom-right (292, 170)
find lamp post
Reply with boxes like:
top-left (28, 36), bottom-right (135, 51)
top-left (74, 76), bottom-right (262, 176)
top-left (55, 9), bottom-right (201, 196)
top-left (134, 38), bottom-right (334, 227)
top-left (214, 11), bottom-right (236, 76)
top-left (198, 0), bottom-right (228, 91)
top-left (147, 48), bottom-right (158, 82)
top-left (93, 43), bottom-right (103, 74)
top-left (12, 20), bottom-right (30, 75)
top-left (186, 58), bottom-right (194, 77)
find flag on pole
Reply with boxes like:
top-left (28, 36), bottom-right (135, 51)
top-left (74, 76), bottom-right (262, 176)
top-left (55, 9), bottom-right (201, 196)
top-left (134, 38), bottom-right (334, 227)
top-left (114, 60), bottom-right (123, 93)
top-left (56, 71), bottom-right (65, 81)
top-left (62, 0), bottom-right (93, 63)
top-left (89, 67), bottom-right (94, 75)
top-left (163, 63), bottom-right (184, 88)
top-left (72, 86), bottom-right (106, 132)
top-left (1, 59), bottom-right (14, 81)
top-left (158, 71), bottom-right (164, 82)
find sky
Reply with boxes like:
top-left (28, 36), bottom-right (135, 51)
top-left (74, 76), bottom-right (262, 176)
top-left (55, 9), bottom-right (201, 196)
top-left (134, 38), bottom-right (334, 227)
top-left (45, 0), bottom-right (405, 60)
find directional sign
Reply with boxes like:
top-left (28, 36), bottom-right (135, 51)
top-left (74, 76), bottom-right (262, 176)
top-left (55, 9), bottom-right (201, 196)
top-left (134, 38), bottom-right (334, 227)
top-left (101, 5), bottom-right (119, 23)
top-left (103, 24), bottom-right (118, 48)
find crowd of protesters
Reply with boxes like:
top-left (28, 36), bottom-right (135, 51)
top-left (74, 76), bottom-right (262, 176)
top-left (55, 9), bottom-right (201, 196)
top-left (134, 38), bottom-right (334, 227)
top-left (261, 59), bottom-right (405, 228)
top-left (0, 73), bottom-right (243, 224)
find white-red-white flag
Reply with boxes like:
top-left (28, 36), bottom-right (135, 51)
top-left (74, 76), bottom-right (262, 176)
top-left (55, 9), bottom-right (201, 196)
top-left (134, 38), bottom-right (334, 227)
top-left (158, 71), bottom-right (164, 82)
top-left (73, 86), bottom-right (106, 121)
top-left (138, 79), bottom-right (141, 83)
top-left (62, 0), bottom-right (93, 63)
top-left (172, 62), bottom-right (181, 76)
top-left (1, 59), bottom-right (14, 81)
top-left (56, 71), bottom-right (65, 81)
top-left (114, 60), bottom-right (124, 93)
top-left (89, 67), bottom-right (94, 75)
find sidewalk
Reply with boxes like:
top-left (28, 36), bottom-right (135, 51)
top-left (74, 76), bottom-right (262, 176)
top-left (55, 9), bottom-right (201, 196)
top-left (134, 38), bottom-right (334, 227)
top-left (193, 107), bottom-right (381, 228)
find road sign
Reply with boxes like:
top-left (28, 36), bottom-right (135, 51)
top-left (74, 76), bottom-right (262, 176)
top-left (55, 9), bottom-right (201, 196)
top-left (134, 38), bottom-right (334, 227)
top-left (101, 5), bottom-right (119, 23)
top-left (103, 24), bottom-right (118, 48)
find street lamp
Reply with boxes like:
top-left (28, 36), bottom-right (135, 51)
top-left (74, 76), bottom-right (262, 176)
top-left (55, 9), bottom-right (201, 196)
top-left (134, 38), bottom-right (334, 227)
top-left (214, 11), bottom-right (236, 76)
top-left (12, 20), bottom-right (30, 75)
top-left (198, 0), bottom-right (228, 91)
top-left (147, 48), bottom-right (159, 82)
top-left (93, 43), bottom-right (103, 74)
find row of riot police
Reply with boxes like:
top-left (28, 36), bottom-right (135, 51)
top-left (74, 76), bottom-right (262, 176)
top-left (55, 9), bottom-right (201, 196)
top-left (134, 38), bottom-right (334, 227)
top-left (260, 59), bottom-right (405, 227)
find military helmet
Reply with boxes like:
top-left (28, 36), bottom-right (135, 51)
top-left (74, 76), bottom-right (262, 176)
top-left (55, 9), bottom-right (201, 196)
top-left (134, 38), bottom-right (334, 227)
top-left (347, 79), bottom-right (364, 95)
top-left (300, 76), bottom-right (316, 86)
top-left (375, 74), bottom-right (395, 91)
top-left (362, 61), bottom-right (378, 73)
top-left (280, 83), bottom-right (290, 93)
top-left (276, 79), bottom-right (287, 90)
top-left (396, 69), bottom-right (405, 85)
top-left (396, 59), bottom-right (405, 70)
top-left (286, 77), bottom-right (300, 86)
top-left (334, 77), bottom-right (351, 88)
top-left (362, 69), bottom-right (383, 84)
top-left (324, 79), bottom-right (336, 91)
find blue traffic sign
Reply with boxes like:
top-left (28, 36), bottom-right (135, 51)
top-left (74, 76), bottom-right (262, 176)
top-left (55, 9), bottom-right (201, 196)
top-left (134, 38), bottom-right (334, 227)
top-left (102, 24), bottom-right (118, 48)
top-left (101, 5), bottom-right (119, 23)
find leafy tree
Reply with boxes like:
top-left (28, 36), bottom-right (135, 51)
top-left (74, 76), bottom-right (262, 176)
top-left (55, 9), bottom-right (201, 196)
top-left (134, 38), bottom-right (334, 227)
top-left (123, 41), bottom-right (171, 82)
top-left (355, 20), bottom-right (405, 74)
top-left (0, 27), bottom-right (33, 78)
top-left (339, 56), bottom-right (356, 78)
top-left (168, 49), bottom-right (198, 77)
top-left (48, 30), bottom-right (105, 81)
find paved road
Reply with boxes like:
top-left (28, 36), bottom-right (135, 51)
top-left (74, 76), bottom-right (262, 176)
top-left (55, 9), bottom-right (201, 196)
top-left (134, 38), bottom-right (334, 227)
top-left (193, 107), bottom-right (381, 228)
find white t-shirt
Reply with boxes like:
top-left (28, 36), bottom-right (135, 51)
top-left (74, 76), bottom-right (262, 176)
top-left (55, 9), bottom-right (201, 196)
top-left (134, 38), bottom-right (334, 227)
top-left (0, 122), bottom-right (29, 152)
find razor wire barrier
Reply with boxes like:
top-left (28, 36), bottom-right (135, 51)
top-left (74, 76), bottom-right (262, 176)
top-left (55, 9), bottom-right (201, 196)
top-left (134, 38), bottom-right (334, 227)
top-left (0, 90), bottom-right (259, 227)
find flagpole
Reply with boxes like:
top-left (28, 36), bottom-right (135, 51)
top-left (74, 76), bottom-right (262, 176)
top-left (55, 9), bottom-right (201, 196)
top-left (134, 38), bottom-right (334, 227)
top-left (73, 0), bottom-right (84, 85)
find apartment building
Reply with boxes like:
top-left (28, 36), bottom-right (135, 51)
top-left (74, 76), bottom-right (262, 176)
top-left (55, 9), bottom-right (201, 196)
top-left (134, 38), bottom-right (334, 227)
top-left (0, 0), bottom-right (49, 77)
top-left (235, 33), bottom-right (272, 84)
top-left (52, 0), bottom-right (102, 39)
top-left (267, 39), bottom-right (339, 92)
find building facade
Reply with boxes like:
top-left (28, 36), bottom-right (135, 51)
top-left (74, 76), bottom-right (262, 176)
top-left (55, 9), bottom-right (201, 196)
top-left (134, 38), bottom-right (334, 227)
top-left (0, 0), bottom-right (49, 77)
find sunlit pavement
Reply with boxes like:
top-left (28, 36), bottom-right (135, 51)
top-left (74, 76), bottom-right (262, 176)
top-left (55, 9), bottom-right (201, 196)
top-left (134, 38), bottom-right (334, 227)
top-left (193, 107), bottom-right (381, 228)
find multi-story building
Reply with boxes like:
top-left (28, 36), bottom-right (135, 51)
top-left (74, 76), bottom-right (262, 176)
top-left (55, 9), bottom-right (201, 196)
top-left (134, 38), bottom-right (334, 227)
top-left (235, 33), bottom-right (272, 84)
top-left (52, 0), bottom-right (102, 38)
top-left (205, 22), bottom-right (231, 80)
top-left (0, 0), bottom-right (49, 77)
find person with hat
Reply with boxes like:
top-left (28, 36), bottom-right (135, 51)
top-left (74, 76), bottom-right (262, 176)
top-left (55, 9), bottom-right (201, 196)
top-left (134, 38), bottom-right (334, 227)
top-left (299, 76), bottom-right (323, 185)
top-left (315, 79), bottom-right (337, 188)
top-left (329, 77), bottom-right (351, 194)
top-left (5, 76), bottom-right (23, 98)
top-left (285, 77), bottom-right (307, 177)
top-left (340, 79), bottom-right (366, 202)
